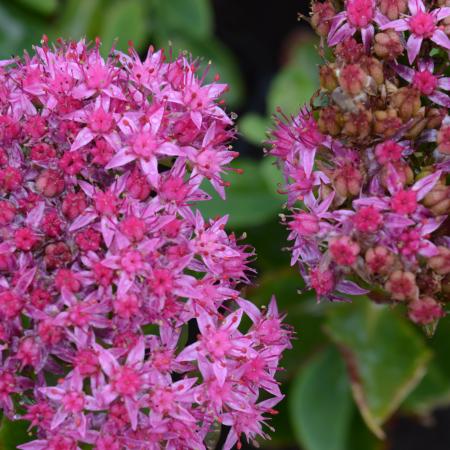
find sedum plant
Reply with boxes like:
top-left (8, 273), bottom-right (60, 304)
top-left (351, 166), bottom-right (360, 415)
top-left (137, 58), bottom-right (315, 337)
top-left (0, 38), bottom-right (291, 450)
top-left (270, 0), bottom-right (450, 328)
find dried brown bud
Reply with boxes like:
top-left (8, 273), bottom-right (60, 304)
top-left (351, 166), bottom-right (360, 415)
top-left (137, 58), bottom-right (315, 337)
top-left (391, 87), bottom-right (421, 121)
top-left (422, 182), bottom-right (450, 215)
top-left (339, 64), bottom-right (367, 95)
top-left (373, 109), bottom-right (403, 138)
top-left (378, 0), bottom-right (408, 20)
top-left (362, 57), bottom-right (384, 85)
top-left (374, 30), bottom-right (404, 60)
top-left (320, 65), bottom-right (338, 91)
top-left (318, 105), bottom-right (343, 136)
top-left (310, 1), bottom-right (336, 37)
top-left (342, 108), bottom-right (372, 140)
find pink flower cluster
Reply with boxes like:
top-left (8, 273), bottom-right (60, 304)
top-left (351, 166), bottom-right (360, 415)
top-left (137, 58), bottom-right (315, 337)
top-left (270, 0), bottom-right (450, 326)
top-left (0, 38), bottom-right (291, 450)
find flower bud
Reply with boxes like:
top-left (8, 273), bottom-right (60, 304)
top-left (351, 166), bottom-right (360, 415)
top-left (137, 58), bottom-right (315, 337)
top-left (408, 296), bottom-right (444, 325)
top-left (333, 162), bottom-right (363, 197)
top-left (310, 1), bottom-right (336, 37)
top-left (36, 169), bottom-right (65, 197)
top-left (385, 270), bottom-right (418, 301)
top-left (378, 0), bottom-right (407, 20)
top-left (437, 123), bottom-right (450, 155)
top-left (374, 30), bottom-right (404, 59)
top-left (422, 182), bottom-right (450, 215)
top-left (363, 57), bottom-right (384, 85)
top-left (44, 242), bottom-right (72, 269)
top-left (329, 235), bottom-right (360, 266)
top-left (373, 109), bottom-right (403, 138)
top-left (320, 65), bottom-right (338, 91)
top-left (342, 109), bottom-right (372, 140)
top-left (318, 106), bottom-right (343, 136)
top-left (339, 64), bottom-right (367, 95)
top-left (365, 246), bottom-right (394, 275)
top-left (391, 87), bottom-right (421, 122)
top-left (428, 246), bottom-right (450, 275)
top-left (426, 108), bottom-right (446, 129)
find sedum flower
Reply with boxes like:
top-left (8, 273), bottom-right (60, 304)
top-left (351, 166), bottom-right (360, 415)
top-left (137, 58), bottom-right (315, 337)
top-left (0, 38), bottom-right (292, 450)
top-left (269, 0), bottom-right (450, 326)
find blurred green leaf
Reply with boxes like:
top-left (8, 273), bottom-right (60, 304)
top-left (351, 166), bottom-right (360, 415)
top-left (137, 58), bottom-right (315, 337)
top-left (157, 35), bottom-right (244, 107)
top-left (289, 347), bottom-right (353, 450)
top-left (153, 0), bottom-right (212, 39)
top-left (238, 113), bottom-right (270, 146)
top-left (0, 3), bottom-right (47, 55)
top-left (403, 315), bottom-right (450, 415)
top-left (53, 0), bottom-right (103, 40)
top-left (196, 159), bottom-right (283, 228)
top-left (15, 0), bottom-right (58, 15)
top-left (0, 418), bottom-right (30, 449)
top-left (260, 156), bottom-right (284, 199)
top-left (326, 298), bottom-right (432, 438)
top-left (100, 0), bottom-right (148, 53)
top-left (268, 42), bottom-right (321, 116)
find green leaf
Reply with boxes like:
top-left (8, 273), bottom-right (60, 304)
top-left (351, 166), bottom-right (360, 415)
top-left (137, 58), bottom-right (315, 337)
top-left (289, 347), bottom-right (353, 450)
top-left (238, 113), bottom-right (270, 146)
top-left (100, 0), bottom-right (148, 53)
top-left (15, 0), bottom-right (58, 15)
top-left (0, 419), bottom-right (31, 449)
top-left (403, 315), bottom-right (450, 415)
top-left (196, 159), bottom-right (283, 228)
top-left (268, 42), bottom-right (321, 116)
top-left (325, 298), bottom-right (432, 438)
top-left (153, 0), bottom-right (212, 39)
top-left (53, 0), bottom-right (103, 40)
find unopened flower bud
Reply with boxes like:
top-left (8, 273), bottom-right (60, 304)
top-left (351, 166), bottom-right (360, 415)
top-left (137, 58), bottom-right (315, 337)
top-left (342, 109), bottom-right (372, 140)
top-left (310, 1), bottom-right (336, 37)
top-left (391, 87), bottom-right (421, 121)
top-left (373, 109), bottom-right (403, 138)
top-left (363, 57), bottom-right (384, 85)
top-left (44, 242), bottom-right (72, 269)
top-left (329, 235), bottom-right (360, 266)
top-left (339, 64), bottom-right (367, 95)
top-left (378, 0), bottom-right (407, 20)
top-left (333, 162), bottom-right (363, 197)
top-left (437, 123), bottom-right (450, 155)
top-left (385, 270), bottom-right (418, 301)
top-left (381, 161), bottom-right (414, 187)
top-left (320, 65), bottom-right (338, 91)
top-left (36, 169), bottom-right (65, 197)
top-left (428, 246), bottom-right (450, 275)
top-left (422, 182), bottom-right (450, 215)
top-left (408, 296), bottom-right (444, 325)
top-left (426, 108), bottom-right (446, 130)
top-left (318, 106), bottom-right (342, 136)
top-left (374, 30), bottom-right (404, 59)
top-left (336, 37), bottom-right (364, 63)
top-left (365, 246), bottom-right (394, 274)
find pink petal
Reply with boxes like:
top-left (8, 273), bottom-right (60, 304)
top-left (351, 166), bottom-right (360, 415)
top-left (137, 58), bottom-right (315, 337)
top-left (125, 397), bottom-right (139, 430)
top-left (407, 34), bottom-right (423, 64)
top-left (436, 6), bottom-right (450, 21)
top-left (105, 149), bottom-right (136, 170)
top-left (412, 170), bottom-right (442, 200)
top-left (431, 29), bottom-right (450, 50)
top-left (408, 0), bottom-right (425, 15)
top-left (437, 77), bottom-right (450, 90)
top-left (190, 110), bottom-right (202, 129)
top-left (126, 338), bottom-right (145, 365)
top-left (328, 23), bottom-right (355, 46)
top-left (429, 91), bottom-right (450, 107)
top-left (380, 18), bottom-right (409, 31)
top-left (140, 156), bottom-right (159, 188)
top-left (71, 127), bottom-right (95, 151)
top-left (69, 212), bottom-right (97, 232)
